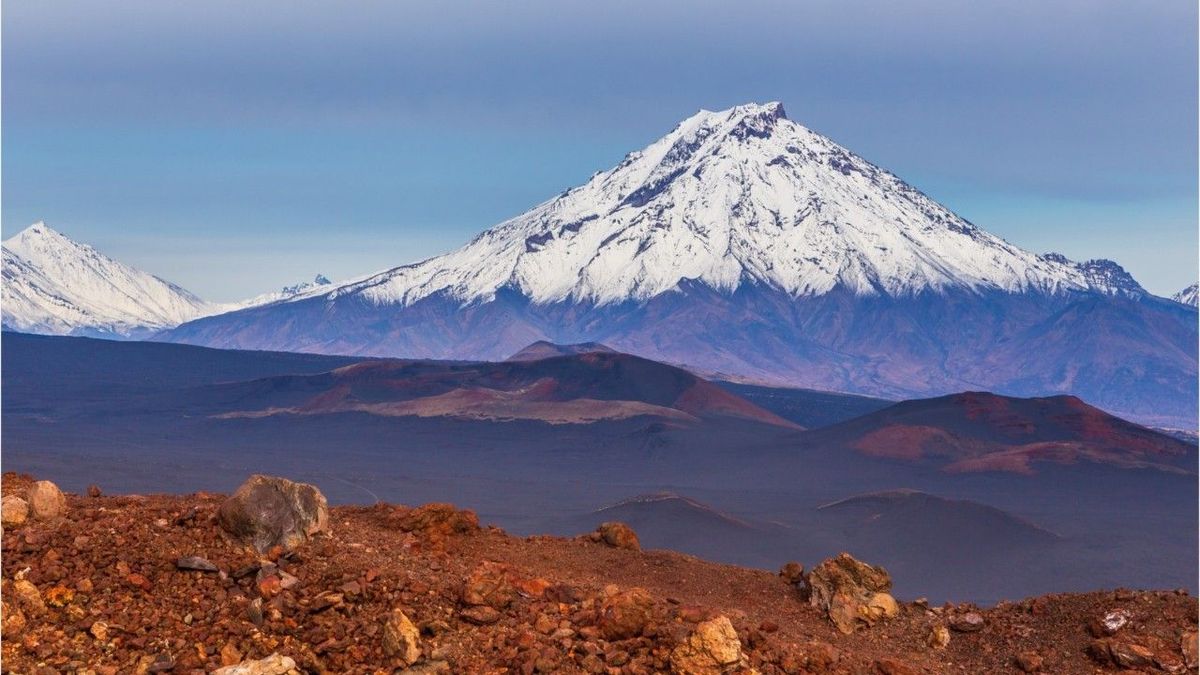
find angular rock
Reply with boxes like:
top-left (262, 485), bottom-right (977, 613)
top-left (175, 556), bottom-right (219, 572)
top-left (1183, 630), bottom-right (1198, 670)
top-left (592, 521), bottom-right (640, 551)
top-left (1087, 608), bottom-right (1130, 637)
top-left (1108, 639), bottom-right (1155, 669)
top-left (26, 480), bottom-right (67, 520)
top-left (392, 503), bottom-right (479, 537)
top-left (927, 624), bottom-right (950, 649)
top-left (779, 561), bottom-right (805, 585)
top-left (1015, 651), bottom-right (1044, 672)
top-left (670, 615), bottom-right (745, 674)
top-left (212, 653), bottom-right (300, 675)
top-left (9, 578), bottom-right (45, 616)
top-left (460, 561), bottom-right (515, 609)
top-left (459, 605), bottom-right (501, 625)
top-left (949, 611), bottom-right (985, 633)
top-left (1, 600), bottom-right (26, 637)
top-left (597, 586), bottom-right (656, 640)
top-left (382, 608), bottom-right (422, 666)
top-left (807, 553), bottom-right (896, 634)
top-left (217, 475), bottom-right (329, 553)
top-left (874, 658), bottom-right (917, 675)
top-left (1, 496), bottom-right (29, 527)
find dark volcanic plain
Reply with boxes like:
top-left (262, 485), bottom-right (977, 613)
top-left (2, 332), bottom-right (1196, 605)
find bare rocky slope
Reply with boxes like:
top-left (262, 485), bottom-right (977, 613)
top-left (2, 473), bottom-right (1196, 674)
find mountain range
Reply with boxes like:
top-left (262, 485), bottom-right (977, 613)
top-left (3, 102), bottom-right (1196, 425)
top-left (0, 222), bottom-right (330, 338)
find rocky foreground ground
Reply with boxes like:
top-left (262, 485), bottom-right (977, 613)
top-left (1, 472), bottom-right (1197, 674)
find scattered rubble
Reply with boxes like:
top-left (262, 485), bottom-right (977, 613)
top-left (2, 471), bottom-right (1197, 673)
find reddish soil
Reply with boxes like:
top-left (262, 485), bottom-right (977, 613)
top-left (2, 473), bottom-right (1196, 674)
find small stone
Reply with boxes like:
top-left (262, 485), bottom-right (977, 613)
top-left (87, 484), bottom-right (102, 498)
top-left (593, 521), bottom-right (640, 551)
top-left (1088, 608), bottom-right (1130, 636)
top-left (89, 621), bottom-right (109, 641)
top-left (382, 608), bottom-right (422, 666)
top-left (308, 591), bottom-right (343, 613)
top-left (175, 556), bottom-right (219, 572)
top-left (460, 561), bottom-right (515, 608)
top-left (927, 624), bottom-right (950, 649)
top-left (1, 496), bottom-right (29, 527)
top-left (1109, 639), bottom-right (1155, 669)
top-left (212, 653), bottom-right (298, 675)
top-left (779, 561), bottom-right (805, 585)
top-left (10, 578), bottom-right (45, 615)
top-left (44, 585), bottom-right (74, 607)
top-left (1183, 630), bottom-right (1198, 669)
top-left (1, 600), bottom-right (26, 636)
top-left (26, 480), bottom-right (67, 520)
top-left (670, 615), bottom-right (745, 674)
top-left (246, 598), bottom-right (264, 626)
top-left (127, 573), bottom-right (152, 591)
top-left (220, 642), bottom-right (243, 666)
top-left (949, 611), bottom-right (985, 633)
top-left (459, 605), bottom-right (501, 625)
top-left (1015, 651), bottom-right (1044, 672)
top-left (597, 586), bottom-right (655, 640)
top-left (874, 658), bottom-right (917, 675)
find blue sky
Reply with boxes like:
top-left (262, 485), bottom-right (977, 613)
top-left (3, 1), bottom-right (1196, 300)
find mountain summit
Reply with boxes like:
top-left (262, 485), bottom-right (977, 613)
top-left (159, 103), bottom-right (1199, 425)
top-left (1, 224), bottom-right (336, 336)
top-left (301, 102), bottom-right (1118, 307)
top-left (1, 222), bottom-right (214, 337)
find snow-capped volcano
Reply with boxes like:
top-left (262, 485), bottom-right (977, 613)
top-left (1, 222), bottom-right (216, 337)
top-left (159, 102), bottom-right (1199, 426)
top-left (329, 102), bottom-right (1117, 307)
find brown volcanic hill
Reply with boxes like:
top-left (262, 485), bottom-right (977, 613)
top-left (2, 474), bottom-right (1197, 673)
top-left (803, 391), bottom-right (1194, 474)
top-left (211, 351), bottom-right (800, 429)
top-left (507, 340), bottom-right (619, 361)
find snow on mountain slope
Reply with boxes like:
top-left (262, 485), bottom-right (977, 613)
top-left (154, 103), bottom-right (1199, 426)
top-left (1, 224), bottom-right (340, 336)
top-left (2, 223), bottom-right (215, 337)
top-left (313, 102), bottom-right (1118, 309)
top-left (229, 274), bottom-right (333, 309)
top-left (1172, 283), bottom-right (1198, 307)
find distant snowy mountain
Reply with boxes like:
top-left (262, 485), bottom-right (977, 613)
top-left (1172, 283), bottom-right (1198, 307)
top-left (307, 102), bottom-right (1123, 306)
top-left (1, 223), bottom-right (335, 337)
top-left (232, 274), bottom-right (333, 309)
top-left (153, 102), bottom-right (1198, 425)
top-left (1, 222), bottom-right (216, 337)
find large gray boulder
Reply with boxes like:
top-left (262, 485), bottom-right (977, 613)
top-left (218, 475), bottom-right (329, 552)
